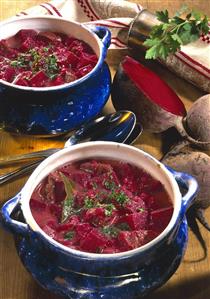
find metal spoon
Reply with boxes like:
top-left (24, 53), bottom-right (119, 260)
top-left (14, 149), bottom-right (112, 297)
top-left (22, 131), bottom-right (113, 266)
top-left (0, 110), bottom-right (136, 166)
top-left (0, 111), bottom-right (142, 185)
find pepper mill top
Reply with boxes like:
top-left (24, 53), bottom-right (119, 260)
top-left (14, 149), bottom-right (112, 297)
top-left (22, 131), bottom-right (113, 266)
top-left (128, 9), bottom-right (161, 49)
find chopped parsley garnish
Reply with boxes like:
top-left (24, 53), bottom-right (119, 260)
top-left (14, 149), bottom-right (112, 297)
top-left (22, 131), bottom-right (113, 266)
top-left (92, 182), bottom-right (98, 190)
top-left (84, 197), bottom-right (115, 217)
top-left (10, 54), bottom-right (30, 68)
top-left (45, 54), bottom-right (59, 78)
top-left (43, 47), bottom-right (50, 52)
top-left (109, 190), bottom-right (129, 206)
top-left (137, 208), bottom-right (145, 212)
top-left (10, 49), bottom-right (59, 80)
top-left (117, 222), bottom-right (130, 231)
top-left (104, 180), bottom-right (117, 190)
top-left (84, 197), bottom-right (95, 209)
top-left (116, 191), bottom-right (129, 205)
top-left (104, 203), bottom-right (116, 216)
top-left (102, 226), bottom-right (119, 237)
top-left (64, 231), bottom-right (75, 240)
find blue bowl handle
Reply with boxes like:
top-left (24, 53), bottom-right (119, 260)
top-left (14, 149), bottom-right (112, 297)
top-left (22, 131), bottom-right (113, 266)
top-left (0, 192), bottom-right (29, 236)
top-left (85, 25), bottom-right (111, 50)
top-left (167, 167), bottom-right (199, 215)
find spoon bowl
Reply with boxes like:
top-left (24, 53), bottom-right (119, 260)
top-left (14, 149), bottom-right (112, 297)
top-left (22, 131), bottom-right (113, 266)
top-left (0, 111), bottom-right (142, 185)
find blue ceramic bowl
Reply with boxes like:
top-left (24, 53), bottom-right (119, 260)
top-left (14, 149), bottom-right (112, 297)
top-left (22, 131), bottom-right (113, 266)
top-left (0, 142), bottom-right (198, 299)
top-left (0, 16), bottom-right (111, 136)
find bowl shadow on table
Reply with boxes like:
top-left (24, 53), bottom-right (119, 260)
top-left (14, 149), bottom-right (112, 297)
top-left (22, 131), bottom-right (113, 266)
top-left (145, 272), bottom-right (210, 299)
top-left (26, 271), bottom-right (210, 299)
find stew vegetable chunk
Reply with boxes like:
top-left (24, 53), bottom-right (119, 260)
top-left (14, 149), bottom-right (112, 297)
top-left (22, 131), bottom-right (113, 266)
top-left (0, 29), bottom-right (98, 87)
top-left (30, 159), bottom-right (173, 253)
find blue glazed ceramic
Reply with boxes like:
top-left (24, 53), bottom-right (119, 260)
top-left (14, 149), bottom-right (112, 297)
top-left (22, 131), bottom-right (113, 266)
top-left (0, 142), bottom-right (198, 299)
top-left (0, 16), bottom-right (111, 136)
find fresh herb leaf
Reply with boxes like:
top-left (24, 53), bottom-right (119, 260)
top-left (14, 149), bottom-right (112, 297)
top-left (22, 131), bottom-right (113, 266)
top-left (156, 10), bottom-right (169, 23)
top-left (110, 190), bottom-right (129, 205)
top-left (10, 54), bottom-right (30, 68)
top-left (144, 6), bottom-right (209, 60)
top-left (45, 54), bottom-right (59, 78)
top-left (92, 182), bottom-right (98, 190)
top-left (10, 61), bottom-right (18, 67)
top-left (117, 222), bottom-right (130, 231)
top-left (84, 197), bottom-right (95, 209)
top-left (60, 172), bottom-right (75, 223)
top-left (104, 180), bottom-right (117, 190)
top-left (43, 47), bottom-right (49, 52)
top-left (102, 226), bottom-right (119, 237)
top-left (64, 231), bottom-right (75, 240)
top-left (137, 207), bottom-right (145, 212)
top-left (104, 203), bottom-right (116, 216)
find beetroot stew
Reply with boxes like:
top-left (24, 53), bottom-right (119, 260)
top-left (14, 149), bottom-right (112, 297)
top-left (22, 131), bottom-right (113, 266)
top-left (30, 159), bottom-right (173, 254)
top-left (0, 29), bottom-right (98, 87)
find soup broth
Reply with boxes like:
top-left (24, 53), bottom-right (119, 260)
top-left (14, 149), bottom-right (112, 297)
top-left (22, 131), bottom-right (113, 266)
top-left (0, 29), bottom-right (97, 87)
top-left (30, 159), bottom-right (173, 254)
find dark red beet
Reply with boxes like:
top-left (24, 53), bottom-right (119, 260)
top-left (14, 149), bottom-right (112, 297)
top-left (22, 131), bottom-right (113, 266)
top-left (75, 223), bottom-right (92, 240)
top-left (1, 29), bottom-right (97, 87)
top-left (30, 159), bottom-right (173, 254)
top-left (118, 230), bottom-right (148, 250)
top-left (30, 198), bottom-right (46, 211)
top-left (118, 212), bottom-right (148, 230)
top-left (80, 228), bottom-right (108, 252)
top-left (14, 77), bottom-right (29, 86)
top-left (16, 29), bottom-right (37, 41)
top-left (150, 206), bottom-right (173, 232)
top-left (29, 70), bottom-right (48, 87)
top-left (111, 56), bottom-right (186, 133)
top-left (1, 66), bottom-right (16, 82)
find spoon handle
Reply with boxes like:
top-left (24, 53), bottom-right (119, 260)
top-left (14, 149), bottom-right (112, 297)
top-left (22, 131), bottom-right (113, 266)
top-left (0, 160), bottom-right (43, 185)
top-left (0, 148), bottom-right (59, 166)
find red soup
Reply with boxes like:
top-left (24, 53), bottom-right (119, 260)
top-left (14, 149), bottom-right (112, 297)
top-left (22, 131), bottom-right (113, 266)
top-left (30, 159), bottom-right (173, 254)
top-left (0, 29), bottom-right (98, 87)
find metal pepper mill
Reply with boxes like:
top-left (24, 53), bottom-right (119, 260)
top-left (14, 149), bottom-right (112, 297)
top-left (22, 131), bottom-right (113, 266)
top-left (127, 9), bottom-right (160, 49)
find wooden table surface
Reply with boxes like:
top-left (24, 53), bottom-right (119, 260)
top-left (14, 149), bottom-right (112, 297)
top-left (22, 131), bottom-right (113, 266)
top-left (0, 1), bottom-right (209, 299)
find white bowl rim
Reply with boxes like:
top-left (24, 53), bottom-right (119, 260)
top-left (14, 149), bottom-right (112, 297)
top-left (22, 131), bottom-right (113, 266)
top-left (0, 15), bottom-right (106, 91)
top-left (20, 141), bottom-right (182, 259)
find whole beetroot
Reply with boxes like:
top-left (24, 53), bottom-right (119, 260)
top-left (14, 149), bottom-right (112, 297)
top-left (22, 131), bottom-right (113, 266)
top-left (161, 141), bottom-right (210, 259)
top-left (111, 56), bottom-right (186, 133)
top-left (176, 94), bottom-right (210, 150)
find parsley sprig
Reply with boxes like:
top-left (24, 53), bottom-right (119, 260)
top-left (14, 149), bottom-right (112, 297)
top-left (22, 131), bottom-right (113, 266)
top-left (144, 6), bottom-right (209, 60)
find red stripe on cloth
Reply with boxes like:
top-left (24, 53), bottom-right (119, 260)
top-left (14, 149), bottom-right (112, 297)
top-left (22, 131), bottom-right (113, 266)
top-left (16, 12), bottom-right (27, 16)
top-left (175, 53), bottom-right (210, 79)
top-left (111, 40), bottom-right (126, 48)
top-left (84, 0), bottom-right (100, 20)
top-left (40, 4), bottom-right (53, 15)
top-left (86, 21), bottom-right (128, 29)
top-left (112, 37), bottom-right (127, 45)
top-left (44, 2), bottom-right (62, 16)
top-left (19, 11), bottom-right (28, 15)
top-left (179, 50), bottom-right (210, 74)
top-left (107, 19), bottom-right (129, 28)
top-left (111, 37), bottom-right (127, 47)
top-left (77, 0), bottom-right (94, 21)
top-left (136, 4), bottom-right (143, 12)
